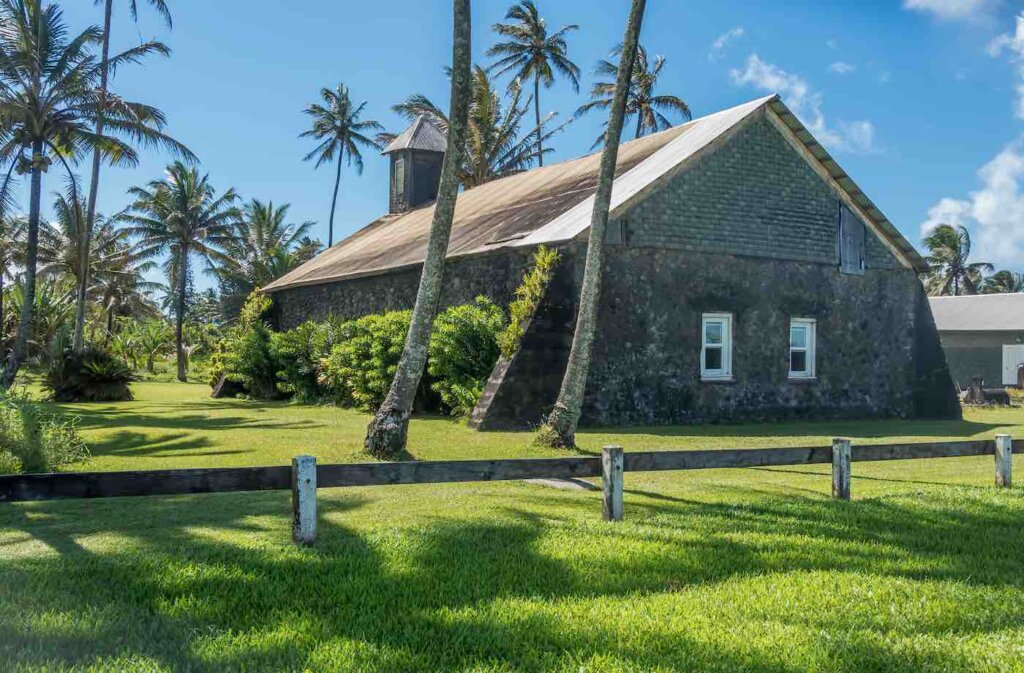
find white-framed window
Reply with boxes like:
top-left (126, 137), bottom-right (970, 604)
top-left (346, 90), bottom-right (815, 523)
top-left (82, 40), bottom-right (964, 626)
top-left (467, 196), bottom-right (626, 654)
top-left (701, 313), bottom-right (733, 380)
top-left (789, 318), bottom-right (816, 379)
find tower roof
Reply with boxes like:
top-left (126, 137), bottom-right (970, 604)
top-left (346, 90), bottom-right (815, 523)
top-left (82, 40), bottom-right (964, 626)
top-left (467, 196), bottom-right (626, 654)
top-left (382, 115), bottom-right (447, 154)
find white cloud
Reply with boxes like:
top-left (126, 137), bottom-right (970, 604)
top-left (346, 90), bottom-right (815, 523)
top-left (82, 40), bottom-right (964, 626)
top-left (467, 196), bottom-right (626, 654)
top-left (828, 61), bottom-right (856, 75)
top-left (708, 27), bottom-right (744, 62)
top-left (729, 54), bottom-right (878, 155)
top-left (902, 0), bottom-right (994, 21)
top-left (826, 39), bottom-right (839, 50)
top-left (988, 14), bottom-right (1024, 119)
top-left (920, 138), bottom-right (1024, 265)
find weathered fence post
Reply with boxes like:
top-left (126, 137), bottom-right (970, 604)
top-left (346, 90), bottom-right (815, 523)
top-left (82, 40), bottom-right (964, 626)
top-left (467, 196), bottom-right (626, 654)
top-left (995, 434), bottom-right (1012, 488)
top-left (602, 445), bottom-right (624, 522)
top-left (832, 438), bottom-right (851, 500)
top-left (292, 455), bottom-right (317, 545)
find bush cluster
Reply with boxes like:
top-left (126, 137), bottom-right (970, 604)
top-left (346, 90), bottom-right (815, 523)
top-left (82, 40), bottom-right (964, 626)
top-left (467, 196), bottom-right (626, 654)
top-left (43, 345), bottom-right (137, 402)
top-left (218, 292), bottom-right (508, 416)
top-left (0, 391), bottom-right (89, 475)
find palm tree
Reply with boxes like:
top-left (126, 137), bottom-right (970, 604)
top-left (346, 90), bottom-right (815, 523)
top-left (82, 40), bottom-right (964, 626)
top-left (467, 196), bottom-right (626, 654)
top-left (0, 214), bottom-right (25, 349)
top-left (575, 44), bottom-right (691, 148)
top-left (390, 66), bottom-right (563, 188)
top-left (487, 0), bottom-right (579, 167)
top-left (215, 199), bottom-right (316, 318)
top-left (923, 224), bottom-right (993, 296)
top-left (983, 270), bottom-right (1024, 294)
top-left (0, 0), bottom-right (190, 389)
top-left (77, 0), bottom-right (177, 353)
top-left (301, 85), bottom-right (383, 248)
top-left (543, 0), bottom-right (646, 448)
top-left (365, 0), bottom-right (473, 459)
top-left (123, 162), bottom-right (238, 381)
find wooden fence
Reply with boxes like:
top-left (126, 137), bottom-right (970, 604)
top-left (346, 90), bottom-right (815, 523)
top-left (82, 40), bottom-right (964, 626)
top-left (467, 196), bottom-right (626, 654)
top-left (0, 435), bottom-right (1013, 545)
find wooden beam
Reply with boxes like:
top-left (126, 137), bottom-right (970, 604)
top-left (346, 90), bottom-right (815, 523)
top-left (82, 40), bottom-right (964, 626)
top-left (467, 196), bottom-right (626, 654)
top-left (832, 438), bottom-right (851, 500)
top-left (0, 465), bottom-right (291, 502)
top-left (602, 446), bottom-right (624, 522)
top-left (995, 434), bottom-right (1013, 488)
top-left (292, 456), bottom-right (317, 545)
top-left (317, 457), bottom-right (602, 488)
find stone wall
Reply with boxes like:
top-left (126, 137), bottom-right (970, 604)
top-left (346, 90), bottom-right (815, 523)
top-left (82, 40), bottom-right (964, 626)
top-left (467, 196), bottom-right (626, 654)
top-left (270, 249), bottom-right (535, 330)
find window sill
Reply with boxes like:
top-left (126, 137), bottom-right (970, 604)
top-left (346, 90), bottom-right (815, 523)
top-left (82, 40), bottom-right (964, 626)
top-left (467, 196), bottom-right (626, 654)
top-left (788, 376), bottom-right (817, 382)
top-left (701, 376), bottom-right (734, 383)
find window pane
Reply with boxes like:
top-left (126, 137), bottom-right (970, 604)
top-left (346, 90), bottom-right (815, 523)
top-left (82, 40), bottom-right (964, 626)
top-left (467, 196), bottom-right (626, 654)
top-left (705, 347), bottom-right (723, 371)
top-left (791, 350), bottom-right (807, 374)
top-left (790, 325), bottom-right (806, 349)
top-left (705, 321), bottom-right (723, 345)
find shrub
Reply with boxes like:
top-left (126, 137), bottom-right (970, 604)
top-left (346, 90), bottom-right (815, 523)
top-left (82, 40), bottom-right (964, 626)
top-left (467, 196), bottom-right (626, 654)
top-left (271, 321), bottom-right (336, 402)
top-left (498, 246), bottom-right (561, 359)
top-left (322, 310), bottom-right (411, 410)
top-left (428, 297), bottom-right (506, 415)
top-left (222, 291), bottom-right (280, 400)
top-left (43, 346), bottom-right (136, 402)
top-left (0, 391), bottom-right (89, 474)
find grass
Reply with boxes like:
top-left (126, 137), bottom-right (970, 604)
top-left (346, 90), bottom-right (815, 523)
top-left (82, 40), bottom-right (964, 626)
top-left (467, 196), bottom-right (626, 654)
top-left (2, 381), bottom-right (1024, 671)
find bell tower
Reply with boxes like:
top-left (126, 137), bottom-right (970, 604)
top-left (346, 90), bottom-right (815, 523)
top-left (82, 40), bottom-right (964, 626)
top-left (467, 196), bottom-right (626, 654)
top-left (382, 115), bottom-right (447, 214)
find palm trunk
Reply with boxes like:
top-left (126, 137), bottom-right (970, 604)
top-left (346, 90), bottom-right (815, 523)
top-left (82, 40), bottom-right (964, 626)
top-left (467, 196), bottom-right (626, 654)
top-left (74, 0), bottom-right (113, 353)
top-left (1, 140), bottom-right (44, 390)
top-left (175, 248), bottom-right (189, 382)
top-left (328, 157), bottom-right (342, 248)
top-left (542, 0), bottom-right (646, 448)
top-left (534, 75), bottom-right (543, 167)
top-left (0, 272), bottom-right (5, 353)
top-left (635, 112), bottom-right (643, 139)
top-left (364, 0), bottom-right (472, 459)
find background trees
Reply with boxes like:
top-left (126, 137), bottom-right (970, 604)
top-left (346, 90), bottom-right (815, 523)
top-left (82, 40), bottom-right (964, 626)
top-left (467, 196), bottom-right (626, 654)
top-left (124, 162), bottom-right (238, 381)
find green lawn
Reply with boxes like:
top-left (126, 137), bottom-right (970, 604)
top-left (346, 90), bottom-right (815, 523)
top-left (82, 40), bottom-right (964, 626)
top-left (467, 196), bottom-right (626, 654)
top-left (2, 382), bottom-right (1024, 671)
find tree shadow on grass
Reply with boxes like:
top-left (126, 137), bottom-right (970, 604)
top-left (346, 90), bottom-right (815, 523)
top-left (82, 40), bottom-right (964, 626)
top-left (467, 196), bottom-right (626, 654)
top-left (1, 483), bottom-right (1023, 671)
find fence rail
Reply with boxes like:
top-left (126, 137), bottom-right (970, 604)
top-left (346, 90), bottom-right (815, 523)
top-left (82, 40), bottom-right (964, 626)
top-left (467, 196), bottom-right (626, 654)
top-left (0, 435), bottom-right (1013, 545)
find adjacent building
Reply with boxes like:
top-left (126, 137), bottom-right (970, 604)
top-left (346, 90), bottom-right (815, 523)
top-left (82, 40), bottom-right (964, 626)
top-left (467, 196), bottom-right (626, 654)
top-left (264, 95), bottom-right (960, 428)
top-left (929, 294), bottom-right (1024, 388)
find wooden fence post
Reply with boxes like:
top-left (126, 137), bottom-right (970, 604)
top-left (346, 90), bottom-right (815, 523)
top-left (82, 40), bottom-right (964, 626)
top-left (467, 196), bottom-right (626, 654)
top-left (995, 434), bottom-right (1012, 489)
top-left (602, 445), bottom-right (624, 522)
top-left (832, 438), bottom-right (851, 500)
top-left (292, 455), bottom-right (317, 545)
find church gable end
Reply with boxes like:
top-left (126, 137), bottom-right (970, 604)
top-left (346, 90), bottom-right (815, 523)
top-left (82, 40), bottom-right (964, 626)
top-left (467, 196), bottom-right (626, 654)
top-left (620, 115), bottom-right (900, 270)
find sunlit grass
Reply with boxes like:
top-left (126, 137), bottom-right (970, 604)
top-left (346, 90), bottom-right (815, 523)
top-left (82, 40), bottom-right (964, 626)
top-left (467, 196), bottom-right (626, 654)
top-left (1, 381), bottom-right (1023, 671)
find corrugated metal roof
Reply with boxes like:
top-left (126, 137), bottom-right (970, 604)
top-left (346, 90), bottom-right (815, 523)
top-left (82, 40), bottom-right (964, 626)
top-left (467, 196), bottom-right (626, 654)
top-left (929, 294), bottom-right (1024, 332)
top-left (265, 95), bottom-right (926, 293)
top-left (382, 115), bottom-right (447, 154)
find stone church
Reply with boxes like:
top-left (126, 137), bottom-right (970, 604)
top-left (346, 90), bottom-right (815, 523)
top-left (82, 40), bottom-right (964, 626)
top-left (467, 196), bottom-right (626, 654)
top-left (264, 95), bottom-right (960, 428)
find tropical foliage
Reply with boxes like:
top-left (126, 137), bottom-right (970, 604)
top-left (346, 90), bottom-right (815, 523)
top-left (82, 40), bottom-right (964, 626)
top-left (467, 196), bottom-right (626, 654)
top-left (923, 224), bottom-right (994, 296)
top-left (575, 44), bottom-right (691, 148)
top-left (0, 389), bottom-right (88, 474)
top-left (43, 344), bottom-right (136, 402)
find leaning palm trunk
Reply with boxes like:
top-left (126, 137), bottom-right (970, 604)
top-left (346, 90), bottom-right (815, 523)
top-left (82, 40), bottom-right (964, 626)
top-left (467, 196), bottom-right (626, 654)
top-left (175, 249), bottom-right (189, 382)
top-left (1, 141), bottom-right (44, 389)
top-left (534, 75), bottom-right (543, 167)
top-left (541, 0), bottom-right (646, 448)
top-left (74, 0), bottom-right (114, 352)
top-left (364, 0), bottom-right (472, 459)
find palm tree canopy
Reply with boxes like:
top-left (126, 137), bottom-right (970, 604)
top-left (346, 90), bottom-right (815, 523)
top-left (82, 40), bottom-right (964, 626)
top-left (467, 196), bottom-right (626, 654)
top-left (923, 223), bottom-right (994, 296)
top-left (0, 213), bottom-right (26, 280)
top-left (390, 66), bottom-right (564, 188)
top-left (983, 269), bottom-right (1024, 294)
top-left (0, 0), bottom-right (194, 175)
top-left (487, 0), bottom-right (580, 93)
top-left (300, 84), bottom-right (384, 173)
top-left (575, 44), bottom-right (692, 148)
top-left (123, 161), bottom-right (239, 269)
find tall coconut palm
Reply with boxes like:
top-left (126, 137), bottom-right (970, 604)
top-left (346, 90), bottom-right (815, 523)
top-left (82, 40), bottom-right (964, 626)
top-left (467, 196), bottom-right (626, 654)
top-left (390, 66), bottom-right (562, 188)
top-left (543, 0), bottom-right (646, 448)
top-left (301, 85), bottom-right (383, 248)
top-left (123, 162), bottom-right (238, 381)
top-left (575, 44), bottom-right (691, 148)
top-left (215, 199), bottom-right (316, 318)
top-left (983, 270), bottom-right (1024, 294)
top-left (923, 224), bottom-right (993, 296)
top-left (487, 0), bottom-right (579, 167)
top-left (76, 0), bottom-right (176, 353)
top-left (0, 0), bottom-right (190, 389)
top-left (365, 0), bottom-right (473, 459)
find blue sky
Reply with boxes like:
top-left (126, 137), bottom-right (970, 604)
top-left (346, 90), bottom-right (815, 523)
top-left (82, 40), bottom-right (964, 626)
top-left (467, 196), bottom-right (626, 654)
top-left (48, 0), bottom-right (1024, 288)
